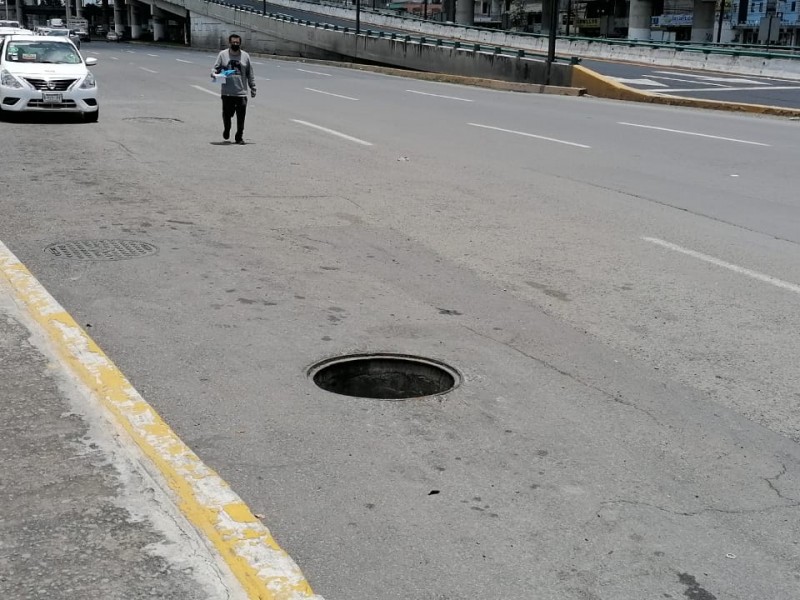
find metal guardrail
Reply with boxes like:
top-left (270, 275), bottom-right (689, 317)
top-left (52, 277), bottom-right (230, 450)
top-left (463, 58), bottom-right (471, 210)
top-left (208, 0), bottom-right (800, 62)
top-left (206, 0), bottom-right (581, 63)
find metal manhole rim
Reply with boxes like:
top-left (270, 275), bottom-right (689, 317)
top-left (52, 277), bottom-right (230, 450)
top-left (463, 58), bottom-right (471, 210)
top-left (122, 116), bottom-right (184, 123)
top-left (307, 352), bottom-right (463, 397)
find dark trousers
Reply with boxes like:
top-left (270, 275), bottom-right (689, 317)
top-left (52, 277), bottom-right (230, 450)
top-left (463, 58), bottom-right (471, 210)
top-left (221, 95), bottom-right (247, 140)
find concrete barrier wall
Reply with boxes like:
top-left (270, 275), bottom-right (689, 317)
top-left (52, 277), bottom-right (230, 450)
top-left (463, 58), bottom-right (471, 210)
top-left (182, 0), bottom-right (573, 86)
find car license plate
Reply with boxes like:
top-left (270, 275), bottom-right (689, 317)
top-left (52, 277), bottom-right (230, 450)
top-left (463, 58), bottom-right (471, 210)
top-left (42, 92), bottom-right (62, 103)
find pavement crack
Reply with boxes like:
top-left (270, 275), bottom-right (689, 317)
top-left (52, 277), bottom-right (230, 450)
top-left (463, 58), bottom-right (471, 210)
top-left (764, 463), bottom-right (797, 502)
top-left (460, 324), bottom-right (665, 427)
top-left (601, 497), bottom-right (800, 517)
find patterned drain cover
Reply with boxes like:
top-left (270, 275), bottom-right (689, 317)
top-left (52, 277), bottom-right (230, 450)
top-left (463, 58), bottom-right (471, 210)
top-left (45, 240), bottom-right (158, 261)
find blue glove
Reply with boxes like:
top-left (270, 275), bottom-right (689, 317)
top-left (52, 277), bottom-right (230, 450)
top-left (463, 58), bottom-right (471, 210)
top-left (221, 69), bottom-right (236, 76)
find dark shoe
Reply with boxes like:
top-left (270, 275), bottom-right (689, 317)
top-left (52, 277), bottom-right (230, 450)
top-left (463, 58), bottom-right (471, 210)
top-left (223, 128), bottom-right (230, 140)
top-left (235, 138), bottom-right (245, 145)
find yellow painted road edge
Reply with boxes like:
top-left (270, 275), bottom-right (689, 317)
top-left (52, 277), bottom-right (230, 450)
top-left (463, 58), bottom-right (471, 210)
top-left (0, 241), bottom-right (323, 600)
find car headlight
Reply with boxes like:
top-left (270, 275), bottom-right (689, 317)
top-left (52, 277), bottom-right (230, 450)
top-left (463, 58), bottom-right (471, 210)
top-left (79, 72), bottom-right (96, 89)
top-left (0, 69), bottom-right (23, 89)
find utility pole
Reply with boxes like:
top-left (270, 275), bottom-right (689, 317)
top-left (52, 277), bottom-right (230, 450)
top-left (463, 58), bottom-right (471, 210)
top-left (544, 0), bottom-right (559, 84)
top-left (716, 0), bottom-right (725, 43)
top-left (356, 0), bottom-right (361, 33)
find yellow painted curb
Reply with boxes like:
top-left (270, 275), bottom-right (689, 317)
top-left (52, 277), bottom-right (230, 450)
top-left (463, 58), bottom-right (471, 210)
top-left (0, 241), bottom-right (323, 600)
top-left (571, 64), bottom-right (800, 117)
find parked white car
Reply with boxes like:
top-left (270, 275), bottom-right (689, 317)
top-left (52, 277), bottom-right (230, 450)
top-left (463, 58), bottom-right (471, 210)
top-left (0, 34), bottom-right (98, 121)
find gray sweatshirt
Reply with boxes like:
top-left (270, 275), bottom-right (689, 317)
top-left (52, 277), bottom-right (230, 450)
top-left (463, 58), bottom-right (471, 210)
top-left (213, 49), bottom-right (256, 97)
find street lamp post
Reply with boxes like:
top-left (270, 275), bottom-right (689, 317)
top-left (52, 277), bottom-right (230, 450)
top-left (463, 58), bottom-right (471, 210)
top-left (263, 0), bottom-right (266, 16)
top-left (356, 0), bottom-right (361, 34)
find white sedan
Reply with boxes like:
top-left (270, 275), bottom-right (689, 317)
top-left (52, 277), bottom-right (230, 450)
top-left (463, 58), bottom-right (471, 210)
top-left (0, 34), bottom-right (98, 121)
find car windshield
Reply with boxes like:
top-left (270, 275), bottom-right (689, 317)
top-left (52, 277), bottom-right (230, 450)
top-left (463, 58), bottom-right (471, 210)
top-left (4, 41), bottom-right (81, 64)
top-left (46, 30), bottom-right (70, 36)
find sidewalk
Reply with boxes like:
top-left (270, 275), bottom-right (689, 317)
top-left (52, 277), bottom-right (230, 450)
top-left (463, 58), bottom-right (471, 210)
top-left (0, 284), bottom-right (244, 599)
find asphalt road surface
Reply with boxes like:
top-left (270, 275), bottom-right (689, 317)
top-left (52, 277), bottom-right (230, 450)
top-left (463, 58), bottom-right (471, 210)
top-left (2, 43), bottom-right (800, 600)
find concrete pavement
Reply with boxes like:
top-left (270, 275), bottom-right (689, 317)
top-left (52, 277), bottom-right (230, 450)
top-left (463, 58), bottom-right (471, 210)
top-left (0, 245), bottom-right (320, 600)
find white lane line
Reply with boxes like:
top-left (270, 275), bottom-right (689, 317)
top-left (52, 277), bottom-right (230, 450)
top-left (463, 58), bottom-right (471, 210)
top-left (259, 77), bottom-right (271, 81)
top-left (468, 122), bottom-right (591, 149)
top-left (139, 67), bottom-right (158, 74)
top-left (648, 75), bottom-right (728, 87)
top-left (191, 84), bottom-right (219, 97)
top-left (643, 237), bottom-right (800, 295)
top-left (611, 78), bottom-right (668, 87)
top-left (147, 53), bottom-right (159, 57)
top-left (176, 58), bottom-right (193, 63)
top-left (305, 87), bottom-right (358, 100)
top-left (125, 50), bottom-right (135, 53)
top-left (297, 68), bottom-right (332, 76)
top-left (652, 71), bottom-right (763, 84)
top-left (406, 89), bottom-right (474, 101)
top-left (618, 122), bottom-right (769, 146)
top-left (654, 85), bottom-right (800, 93)
top-left (253, 61), bottom-right (264, 65)
top-left (110, 56), bottom-right (119, 60)
top-left (290, 119), bottom-right (372, 146)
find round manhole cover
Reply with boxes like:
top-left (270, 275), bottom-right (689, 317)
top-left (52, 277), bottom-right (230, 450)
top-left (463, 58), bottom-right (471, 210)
top-left (45, 240), bottom-right (158, 261)
top-left (309, 353), bottom-right (460, 400)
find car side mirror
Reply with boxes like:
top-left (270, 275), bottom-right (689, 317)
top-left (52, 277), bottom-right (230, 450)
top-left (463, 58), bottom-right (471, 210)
top-left (85, 57), bottom-right (98, 66)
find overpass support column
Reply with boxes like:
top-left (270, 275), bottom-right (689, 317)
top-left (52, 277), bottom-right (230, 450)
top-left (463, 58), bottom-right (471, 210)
top-left (628, 0), bottom-right (652, 40)
top-left (691, 0), bottom-right (716, 42)
top-left (129, 2), bottom-right (141, 39)
top-left (113, 0), bottom-right (125, 33)
top-left (151, 4), bottom-right (166, 42)
top-left (454, 0), bottom-right (474, 25)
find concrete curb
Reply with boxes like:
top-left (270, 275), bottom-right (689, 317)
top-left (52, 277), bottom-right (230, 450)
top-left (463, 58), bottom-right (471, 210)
top-left (0, 241), bottom-right (323, 600)
top-left (571, 64), bottom-right (800, 117)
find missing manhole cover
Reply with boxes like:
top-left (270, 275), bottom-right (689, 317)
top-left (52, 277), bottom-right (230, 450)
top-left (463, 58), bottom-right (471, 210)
top-left (45, 240), bottom-right (158, 261)
top-left (309, 353), bottom-right (460, 400)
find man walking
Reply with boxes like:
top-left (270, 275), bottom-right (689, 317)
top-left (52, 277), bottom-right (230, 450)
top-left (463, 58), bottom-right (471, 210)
top-left (212, 34), bottom-right (257, 145)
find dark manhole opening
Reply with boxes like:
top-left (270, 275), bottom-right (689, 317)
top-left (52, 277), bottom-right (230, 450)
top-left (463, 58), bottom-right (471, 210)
top-left (310, 354), bottom-right (460, 400)
top-left (45, 240), bottom-right (158, 261)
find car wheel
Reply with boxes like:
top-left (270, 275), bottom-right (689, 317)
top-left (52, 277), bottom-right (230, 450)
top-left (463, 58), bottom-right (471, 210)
top-left (83, 109), bottom-right (99, 123)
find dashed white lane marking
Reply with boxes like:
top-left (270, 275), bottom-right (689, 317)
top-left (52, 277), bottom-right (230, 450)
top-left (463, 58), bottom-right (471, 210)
top-left (290, 119), bottom-right (372, 146)
top-left (147, 53), bottom-right (159, 57)
top-left (125, 50), bottom-right (135, 53)
top-left (618, 122), bottom-right (770, 146)
top-left (305, 88), bottom-right (358, 100)
top-left (191, 85), bottom-right (219, 97)
top-left (253, 61), bottom-right (264, 65)
top-left (467, 123), bottom-right (591, 149)
top-left (139, 67), bottom-right (158, 74)
top-left (297, 68), bottom-right (331, 76)
top-left (643, 237), bottom-right (800, 295)
top-left (406, 89), bottom-right (474, 101)
top-left (110, 56), bottom-right (119, 60)
top-left (176, 58), bottom-right (193, 63)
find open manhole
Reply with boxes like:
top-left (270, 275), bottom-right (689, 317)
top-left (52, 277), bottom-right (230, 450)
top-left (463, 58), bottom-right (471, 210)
top-left (310, 353), bottom-right (460, 400)
top-left (45, 240), bottom-right (158, 261)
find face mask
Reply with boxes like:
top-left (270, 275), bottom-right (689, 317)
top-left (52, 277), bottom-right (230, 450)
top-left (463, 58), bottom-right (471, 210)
top-left (230, 43), bottom-right (240, 51)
